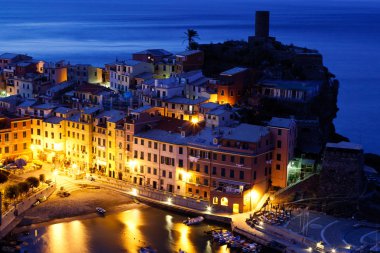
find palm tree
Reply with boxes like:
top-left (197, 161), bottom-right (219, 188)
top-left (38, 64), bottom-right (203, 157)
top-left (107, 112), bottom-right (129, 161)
top-left (184, 29), bottom-right (200, 50)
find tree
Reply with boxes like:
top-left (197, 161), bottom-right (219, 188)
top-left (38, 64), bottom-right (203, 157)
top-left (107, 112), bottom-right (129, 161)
top-left (39, 174), bottom-right (45, 183)
top-left (184, 29), bottom-right (200, 50)
top-left (5, 184), bottom-right (19, 200)
top-left (0, 173), bottom-right (8, 184)
top-left (26, 177), bottom-right (40, 190)
top-left (17, 182), bottom-right (29, 196)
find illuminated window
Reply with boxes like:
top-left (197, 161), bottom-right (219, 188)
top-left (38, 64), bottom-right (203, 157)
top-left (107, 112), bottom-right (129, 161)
top-left (221, 197), bottom-right (228, 206)
top-left (213, 197), bottom-right (218, 204)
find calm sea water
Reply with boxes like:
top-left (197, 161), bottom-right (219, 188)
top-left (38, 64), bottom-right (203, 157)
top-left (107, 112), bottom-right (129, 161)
top-left (1, 0), bottom-right (379, 154)
top-left (19, 207), bottom-right (234, 253)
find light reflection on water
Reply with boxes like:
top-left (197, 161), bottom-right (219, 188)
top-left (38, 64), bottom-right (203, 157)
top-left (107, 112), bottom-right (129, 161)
top-left (19, 207), bottom-right (234, 253)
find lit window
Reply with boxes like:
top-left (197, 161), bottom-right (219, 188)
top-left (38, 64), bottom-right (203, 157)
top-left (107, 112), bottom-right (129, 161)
top-left (221, 197), bottom-right (228, 206)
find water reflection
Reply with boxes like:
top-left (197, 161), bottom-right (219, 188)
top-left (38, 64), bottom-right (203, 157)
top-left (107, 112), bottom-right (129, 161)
top-left (19, 207), bottom-right (233, 253)
top-left (118, 208), bottom-right (146, 252)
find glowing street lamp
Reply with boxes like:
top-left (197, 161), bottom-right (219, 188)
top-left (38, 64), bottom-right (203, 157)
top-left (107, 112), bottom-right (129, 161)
top-left (206, 205), bottom-right (212, 213)
top-left (191, 118), bottom-right (199, 124)
top-left (53, 169), bottom-right (58, 184)
top-left (167, 197), bottom-right (172, 205)
top-left (131, 188), bottom-right (138, 196)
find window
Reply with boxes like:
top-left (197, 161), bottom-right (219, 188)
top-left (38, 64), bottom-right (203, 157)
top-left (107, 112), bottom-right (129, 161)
top-left (213, 197), bottom-right (218, 204)
top-left (221, 197), bottom-right (228, 206)
top-left (254, 157), bottom-right (257, 164)
top-left (204, 165), bottom-right (209, 174)
top-left (239, 171), bottom-right (244, 180)
top-left (169, 172), bottom-right (172, 179)
top-left (277, 140), bottom-right (282, 148)
top-left (229, 169), bottom-right (235, 178)
top-left (220, 90), bottom-right (225, 96)
top-left (23, 131), bottom-right (26, 138)
top-left (230, 156), bottom-right (235, 163)
top-left (153, 168), bottom-right (157, 175)
top-left (212, 167), bottom-right (217, 175)
top-left (239, 157), bottom-right (245, 165)
top-left (276, 164), bottom-right (281, 170)
top-left (204, 179), bottom-right (209, 186)
top-left (23, 122), bottom-right (26, 127)
top-left (278, 129), bottom-right (282, 136)
top-left (221, 168), bottom-right (226, 177)
top-left (253, 171), bottom-right (257, 180)
top-left (213, 153), bottom-right (217, 160)
top-left (196, 164), bottom-right (200, 172)
top-left (14, 133), bottom-right (17, 139)
top-left (179, 147), bottom-right (183, 154)
top-left (178, 159), bottom-right (183, 168)
top-left (148, 141), bottom-right (152, 148)
top-left (154, 154), bottom-right (157, 163)
top-left (13, 122), bottom-right (17, 128)
top-left (148, 153), bottom-right (151, 161)
top-left (154, 142), bottom-right (158, 149)
top-left (169, 145), bottom-right (173, 152)
top-left (14, 144), bottom-right (17, 151)
top-left (141, 139), bottom-right (144, 146)
top-left (277, 154), bottom-right (281, 161)
top-left (222, 155), bottom-right (226, 161)
top-left (162, 170), bottom-right (166, 177)
top-left (162, 144), bottom-right (166, 151)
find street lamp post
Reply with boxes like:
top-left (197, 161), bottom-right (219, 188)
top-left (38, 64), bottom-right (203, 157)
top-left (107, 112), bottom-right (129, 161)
top-left (53, 169), bottom-right (58, 184)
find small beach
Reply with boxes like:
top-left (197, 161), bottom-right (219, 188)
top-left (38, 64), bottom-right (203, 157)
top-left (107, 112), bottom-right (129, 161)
top-left (13, 187), bottom-right (143, 232)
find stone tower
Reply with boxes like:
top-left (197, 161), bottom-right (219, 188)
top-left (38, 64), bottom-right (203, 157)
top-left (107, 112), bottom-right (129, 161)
top-left (255, 11), bottom-right (270, 38)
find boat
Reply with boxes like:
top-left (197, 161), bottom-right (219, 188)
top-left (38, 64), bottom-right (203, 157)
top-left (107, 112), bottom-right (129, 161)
top-left (96, 207), bottom-right (106, 215)
top-left (139, 246), bottom-right (157, 253)
top-left (183, 216), bottom-right (204, 225)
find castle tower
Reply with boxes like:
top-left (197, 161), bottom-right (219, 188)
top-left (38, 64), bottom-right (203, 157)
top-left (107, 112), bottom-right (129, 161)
top-left (255, 11), bottom-right (270, 38)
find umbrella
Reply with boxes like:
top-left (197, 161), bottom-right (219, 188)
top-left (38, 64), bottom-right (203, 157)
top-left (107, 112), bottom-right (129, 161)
top-left (15, 158), bottom-right (27, 168)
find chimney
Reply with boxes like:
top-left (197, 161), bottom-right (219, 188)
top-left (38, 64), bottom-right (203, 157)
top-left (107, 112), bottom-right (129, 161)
top-left (255, 11), bottom-right (270, 38)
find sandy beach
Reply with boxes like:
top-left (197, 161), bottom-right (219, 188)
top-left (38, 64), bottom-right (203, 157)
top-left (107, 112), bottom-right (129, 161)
top-left (14, 187), bottom-right (144, 231)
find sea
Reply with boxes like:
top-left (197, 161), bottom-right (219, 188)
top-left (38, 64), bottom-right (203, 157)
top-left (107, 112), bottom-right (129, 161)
top-left (0, 0), bottom-right (379, 153)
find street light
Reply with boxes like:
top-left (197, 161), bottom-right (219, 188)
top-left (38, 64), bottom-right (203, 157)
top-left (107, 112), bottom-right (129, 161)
top-left (131, 188), bottom-right (138, 196)
top-left (53, 169), bottom-right (58, 184)
top-left (167, 197), bottom-right (172, 205)
top-left (206, 205), bottom-right (212, 213)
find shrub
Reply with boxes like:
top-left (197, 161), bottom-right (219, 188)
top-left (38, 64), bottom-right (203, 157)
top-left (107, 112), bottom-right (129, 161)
top-left (26, 177), bottom-right (40, 189)
top-left (39, 174), bottom-right (45, 183)
top-left (5, 184), bottom-right (19, 199)
top-left (17, 182), bottom-right (29, 196)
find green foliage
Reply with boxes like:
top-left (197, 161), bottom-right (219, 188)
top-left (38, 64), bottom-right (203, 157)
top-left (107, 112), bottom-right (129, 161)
top-left (5, 184), bottom-right (19, 199)
top-left (0, 172), bottom-right (8, 184)
top-left (184, 29), bottom-right (199, 50)
top-left (26, 176), bottom-right (40, 189)
top-left (39, 174), bottom-right (45, 183)
top-left (17, 182), bottom-right (29, 195)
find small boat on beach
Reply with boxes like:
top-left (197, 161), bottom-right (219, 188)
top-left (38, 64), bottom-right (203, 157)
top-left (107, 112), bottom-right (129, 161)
top-left (96, 207), bottom-right (106, 215)
top-left (183, 216), bottom-right (204, 226)
top-left (139, 246), bottom-right (157, 253)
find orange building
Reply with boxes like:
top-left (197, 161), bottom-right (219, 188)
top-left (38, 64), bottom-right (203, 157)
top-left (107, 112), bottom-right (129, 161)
top-left (217, 67), bottom-right (249, 106)
top-left (0, 115), bottom-right (32, 162)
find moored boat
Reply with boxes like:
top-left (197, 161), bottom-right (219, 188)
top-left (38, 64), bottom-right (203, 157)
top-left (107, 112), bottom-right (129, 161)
top-left (96, 207), bottom-right (106, 215)
top-left (139, 246), bottom-right (157, 253)
top-left (183, 216), bottom-right (204, 225)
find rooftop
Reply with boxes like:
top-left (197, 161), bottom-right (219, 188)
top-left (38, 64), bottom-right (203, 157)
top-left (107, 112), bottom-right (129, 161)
top-left (44, 116), bottom-right (64, 124)
top-left (0, 53), bottom-right (22, 60)
top-left (134, 49), bottom-right (172, 57)
top-left (176, 50), bottom-right (202, 57)
top-left (220, 67), bottom-right (248, 76)
top-left (131, 105), bottom-right (152, 114)
top-left (165, 96), bottom-right (208, 105)
top-left (326, 142), bottom-right (363, 151)
top-left (75, 83), bottom-right (113, 95)
top-left (32, 103), bottom-right (57, 110)
top-left (200, 102), bottom-right (220, 110)
top-left (96, 109), bottom-right (126, 123)
top-left (54, 107), bottom-right (73, 114)
top-left (17, 99), bottom-right (37, 108)
top-left (268, 117), bottom-right (295, 129)
top-left (115, 59), bottom-right (143, 67)
top-left (221, 124), bottom-right (269, 143)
